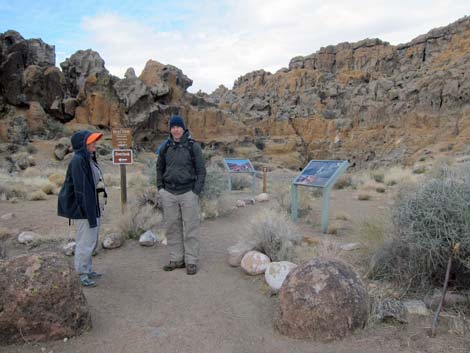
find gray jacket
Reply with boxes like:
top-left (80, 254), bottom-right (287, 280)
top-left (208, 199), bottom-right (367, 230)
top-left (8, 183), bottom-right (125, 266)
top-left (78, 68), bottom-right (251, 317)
top-left (156, 131), bottom-right (206, 195)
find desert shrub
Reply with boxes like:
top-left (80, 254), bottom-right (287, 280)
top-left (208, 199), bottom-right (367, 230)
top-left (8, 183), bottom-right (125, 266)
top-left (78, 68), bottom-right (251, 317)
top-left (358, 192), bottom-right (371, 201)
top-left (136, 185), bottom-right (160, 209)
top-left (200, 166), bottom-right (226, 201)
top-left (44, 119), bottom-right (68, 139)
top-left (412, 165), bottom-right (426, 174)
top-left (104, 174), bottom-right (120, 187)
top-left (375, 186), bottom-right (386, 193)
top-left (41, 182), bottom-right (57, 195)
top-left (270, 181), bottom-right (316, 216)
top-left (25, 144), bottom-right (38, 154)
top-left (144, 158), bottom-right (157, 186)
top-left (28, 190), bottom-right (47, 201)
top-left (335, 212), bottom-right (350, 221)
top-left (384, 166), bottom-right (417, 186)
top-left (250, 209), bottom-right (301, 262)
top-left (0, 183), bottom-right (27, 200)
top-left (371, 170), bottom-right (385, 183)
top-left (230, 174), bottom-right (253, 190)
top-left (333, 174), bottom-right (352, 189)
top-left (370, 164), bottom-right (470, 290)
top-left (48, 173), bottom-right (65, 187)
top-left (128, 172), bottom-right (147, 188)
top-left (116, 204), bottom-right (162, 239)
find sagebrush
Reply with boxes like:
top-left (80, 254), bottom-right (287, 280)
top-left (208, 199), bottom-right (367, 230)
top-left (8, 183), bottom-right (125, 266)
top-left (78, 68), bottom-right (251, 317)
top-left (370, 163), bottom-right (470, 290)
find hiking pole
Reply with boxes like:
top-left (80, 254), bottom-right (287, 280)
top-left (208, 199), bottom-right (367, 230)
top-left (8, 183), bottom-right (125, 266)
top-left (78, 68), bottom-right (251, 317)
top-left (430, 242), bottom-right (460, 337)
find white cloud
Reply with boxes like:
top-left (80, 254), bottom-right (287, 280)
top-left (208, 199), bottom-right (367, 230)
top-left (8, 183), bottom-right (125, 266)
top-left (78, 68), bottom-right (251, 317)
top-left (77, 0), bottom-right (469, 93)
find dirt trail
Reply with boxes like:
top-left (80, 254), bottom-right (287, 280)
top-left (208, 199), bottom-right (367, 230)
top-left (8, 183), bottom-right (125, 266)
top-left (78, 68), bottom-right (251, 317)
top-left (1, 190), bottom-right (469, 353)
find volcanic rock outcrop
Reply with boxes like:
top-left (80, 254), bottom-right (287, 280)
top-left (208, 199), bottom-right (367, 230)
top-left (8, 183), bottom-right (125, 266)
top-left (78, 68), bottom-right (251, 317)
top-left (0, 16), bottom-right (469, 168)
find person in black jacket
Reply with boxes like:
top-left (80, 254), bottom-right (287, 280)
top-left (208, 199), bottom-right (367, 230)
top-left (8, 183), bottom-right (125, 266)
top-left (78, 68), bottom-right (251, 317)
top-left (157, 115), bottom-right (206, 275)
top-left (58, 130), bottom-right (105, 287)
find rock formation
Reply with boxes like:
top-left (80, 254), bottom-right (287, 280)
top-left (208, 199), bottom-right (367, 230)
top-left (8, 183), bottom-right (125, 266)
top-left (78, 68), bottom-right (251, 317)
top-left (0, 253), bottom-right (91, 345)
top-left (0, 16), bottom-right (469, 168)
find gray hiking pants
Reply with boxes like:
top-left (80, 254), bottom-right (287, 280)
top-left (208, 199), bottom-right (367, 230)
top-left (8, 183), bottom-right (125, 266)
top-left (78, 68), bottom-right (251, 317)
top-left (74, 218), bottom-right (100, 279)
top-left (160, 189), bottom-right (200, 265)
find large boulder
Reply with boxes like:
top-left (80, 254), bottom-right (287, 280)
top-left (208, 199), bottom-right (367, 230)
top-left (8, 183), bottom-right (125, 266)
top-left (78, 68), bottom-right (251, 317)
top-left (60, 49), bottom-right (109, 96)
top-left (277, 257), bottom-right (368, 340)
top-left (0, 253), bottom-right (91, 345)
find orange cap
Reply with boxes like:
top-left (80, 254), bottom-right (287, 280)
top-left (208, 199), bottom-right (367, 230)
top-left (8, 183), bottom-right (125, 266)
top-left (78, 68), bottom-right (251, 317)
top-left (86, 132), bottom-right (103, 145)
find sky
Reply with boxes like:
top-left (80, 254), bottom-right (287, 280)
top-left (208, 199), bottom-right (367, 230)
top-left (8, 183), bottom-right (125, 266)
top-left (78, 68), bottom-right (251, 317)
top-left (0, 1), bottom-right (469, 93)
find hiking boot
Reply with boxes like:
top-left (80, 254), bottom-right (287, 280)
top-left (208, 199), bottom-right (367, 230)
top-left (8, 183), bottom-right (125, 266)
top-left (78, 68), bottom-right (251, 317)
top-left (163, 261), bottom-right (185, 271)
top-left (88, 271), bottom-right (103, 279)
top-left (80, 276), bottom-right (97, 287)
top-left (186, 264), bottom-right (197, 275)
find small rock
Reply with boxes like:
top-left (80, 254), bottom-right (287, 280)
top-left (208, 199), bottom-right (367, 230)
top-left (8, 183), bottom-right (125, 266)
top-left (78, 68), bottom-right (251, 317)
top-left (240, 250), bottom-right (271, 275)
top-left (340, 242), bottom-right (362, 251)
top-left (226, 241), bottom-right (257, 267)
top-left (236, 200), bottom-right (246, 208)
top-left (255, 193), bottom-right (269, 202)
top-left (62, 242), bottom-right (76, 256)
top-left (265, 261), bottom-right (297, 292)
top-left (377, 298), bottom-right (407, 323)
top-left (243, 198), bottom-right (256, 205)
top-left (403, 300), bottom-right (430, 316)
top-left (1, 213), bottom-right (15, 220)
top-left (139, 230), bottom-right (156, 247)
top-left (17, 231), bottom-right (39, 244)
top-left (102, 233), bottom-right (124, 249)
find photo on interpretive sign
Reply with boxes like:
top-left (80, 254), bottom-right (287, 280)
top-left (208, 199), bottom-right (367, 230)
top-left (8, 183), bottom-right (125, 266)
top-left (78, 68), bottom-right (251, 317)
top-left (224, 159), bottom-right (255, 173)
top-left (294, 160), bottom-right (343, 187)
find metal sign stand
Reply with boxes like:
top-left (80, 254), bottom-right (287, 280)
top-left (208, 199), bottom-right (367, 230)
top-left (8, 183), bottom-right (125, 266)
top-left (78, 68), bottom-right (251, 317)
top-left (291, 160), bottom-right (349, 233)
top-left (223, 158), bottom-right (257, 194)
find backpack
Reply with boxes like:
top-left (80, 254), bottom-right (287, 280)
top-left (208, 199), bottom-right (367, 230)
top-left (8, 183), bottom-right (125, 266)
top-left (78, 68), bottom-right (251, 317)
top-left (158, 138), bottom-right (196, 170)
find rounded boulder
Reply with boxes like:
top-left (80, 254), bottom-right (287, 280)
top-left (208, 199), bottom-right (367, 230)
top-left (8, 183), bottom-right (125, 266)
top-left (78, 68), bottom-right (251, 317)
top-left (240, 250), bottom-right (271, 275)
top-left (278, 257), bottom-right (368, 340)
top-left (265, 261), bottom-right (297, 291)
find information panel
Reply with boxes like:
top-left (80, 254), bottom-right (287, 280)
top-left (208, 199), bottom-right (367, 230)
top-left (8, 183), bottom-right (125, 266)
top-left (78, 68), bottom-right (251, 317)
top-left (223, 159), bottom-right (255, 173)
top-left (294, 160), bottom-right (344, 187)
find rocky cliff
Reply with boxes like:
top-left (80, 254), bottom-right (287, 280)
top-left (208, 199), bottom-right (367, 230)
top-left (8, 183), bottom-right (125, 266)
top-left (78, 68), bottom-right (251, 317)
top-left (1, 16), bottom-right (469, 169)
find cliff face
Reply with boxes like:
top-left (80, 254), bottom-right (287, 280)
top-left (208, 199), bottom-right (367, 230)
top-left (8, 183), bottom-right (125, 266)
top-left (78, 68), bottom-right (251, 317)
top-left (207, 17), bottom-right (470, 168)
top-left (0, 17), bottom-right (469, 169)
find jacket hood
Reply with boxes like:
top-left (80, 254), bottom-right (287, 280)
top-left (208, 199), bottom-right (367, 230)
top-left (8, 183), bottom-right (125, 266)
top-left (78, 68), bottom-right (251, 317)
top-left (71, 130), bottom-right (92, 153)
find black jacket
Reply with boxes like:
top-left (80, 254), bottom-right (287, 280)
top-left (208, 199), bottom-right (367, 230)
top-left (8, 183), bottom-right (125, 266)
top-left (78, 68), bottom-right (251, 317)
top-left (156, 130), bottom-right (206, 195)
top-left (57, 130), bottom-right (100, 228)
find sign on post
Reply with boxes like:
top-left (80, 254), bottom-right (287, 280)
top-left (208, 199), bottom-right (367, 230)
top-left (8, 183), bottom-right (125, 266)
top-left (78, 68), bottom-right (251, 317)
top-left (112, 128), bottom-right (133, 215)
top-left (112, 149), bottom-right (133, 165)
top-left (291, 160), bottom-right (349, 233)
top-left (112, 128), bottom-right (132, 148)
top-left (223, 158), bottom-right (257, 194)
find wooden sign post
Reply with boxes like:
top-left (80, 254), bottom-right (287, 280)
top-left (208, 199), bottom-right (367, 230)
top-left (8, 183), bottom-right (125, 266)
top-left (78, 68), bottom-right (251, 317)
top-left (112, 128), bottom-right (133, 214)
top-left (262, 167), bottom-right (267, 193)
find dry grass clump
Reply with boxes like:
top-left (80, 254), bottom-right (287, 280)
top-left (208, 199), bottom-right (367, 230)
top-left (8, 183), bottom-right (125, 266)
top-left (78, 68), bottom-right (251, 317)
top-left (104, 174), bottom-right (120, 187)
top-left (358, 192), bottom-right (372, 201)
top-left (369, 163), bottom-right (470, 291)
top-left (383, 166), bottom-right (418, 186)
top-left (335, 212), bottom-right (351, 221)
top-left (23, 167), bottom-right (41, 178)
top-left (128, 172), bottom-right (147, 188)
top-left (375, 186), bottom-right (386, 193)
top-left (250, 209), bottom-right (301, 262)
top-left (48, 173), bottom-right (65, 187)
top-left (28, 190), bottom-right (48, 201)
top-left (0, 183), bottom-right (27, 200)
top-left (135, 185), bottom-right (160, 209)
top-left (270, 181), bottom-right (316, 217)
top-left (41, 182), bottom-right (57, 195)
top-left (230, 174), bottom-right (253, 191)
top-left (370, 169), bottom-right (385, 183)
top-left (333, 173), bottom-right (352, 189)
top-left (116, 204), bottom-right (163, 239)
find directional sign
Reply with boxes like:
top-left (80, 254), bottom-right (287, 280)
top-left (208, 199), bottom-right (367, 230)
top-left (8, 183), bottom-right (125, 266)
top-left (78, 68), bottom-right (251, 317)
top-left (112, 128), bottom-right (132, 148)
top-left (112, 149), bottom-right (133, 164)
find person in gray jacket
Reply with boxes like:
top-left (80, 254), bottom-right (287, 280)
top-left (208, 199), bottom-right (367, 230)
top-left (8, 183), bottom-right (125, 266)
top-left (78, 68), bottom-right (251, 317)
top-left (156, 115), bottom-right (206, 275)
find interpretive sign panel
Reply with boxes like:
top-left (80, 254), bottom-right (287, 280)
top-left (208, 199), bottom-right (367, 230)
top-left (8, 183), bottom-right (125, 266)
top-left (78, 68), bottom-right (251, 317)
top-left (223, 159), bottom-right (255, 173)
top-left (294, 160), bottom-right (344, 187)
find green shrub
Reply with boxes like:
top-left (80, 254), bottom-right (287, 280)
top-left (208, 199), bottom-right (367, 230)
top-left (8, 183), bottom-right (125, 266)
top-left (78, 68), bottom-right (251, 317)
top-left (230, 174), bottom-right (253, 190)
top-left (200, 166), bottom-right (226, 201)
top-left (333, 174), bottom-right (352, 189)
top-left (370, 164), bottom-right (470, 290)
top-left (251, 209), bottom-right (301, 262)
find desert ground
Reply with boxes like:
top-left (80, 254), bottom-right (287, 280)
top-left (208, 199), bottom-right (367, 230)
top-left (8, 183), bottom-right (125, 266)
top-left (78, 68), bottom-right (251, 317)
top-left (0, 139), bottom-right (469, 353)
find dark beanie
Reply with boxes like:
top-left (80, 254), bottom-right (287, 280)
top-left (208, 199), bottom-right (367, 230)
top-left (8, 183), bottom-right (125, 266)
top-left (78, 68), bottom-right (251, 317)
top-left (169, 115), bottom-right (185, 130)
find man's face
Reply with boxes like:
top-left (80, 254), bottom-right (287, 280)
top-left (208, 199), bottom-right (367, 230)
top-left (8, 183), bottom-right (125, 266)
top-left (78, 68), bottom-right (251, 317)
top-left (170, 126), bottom-right (184, 141)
